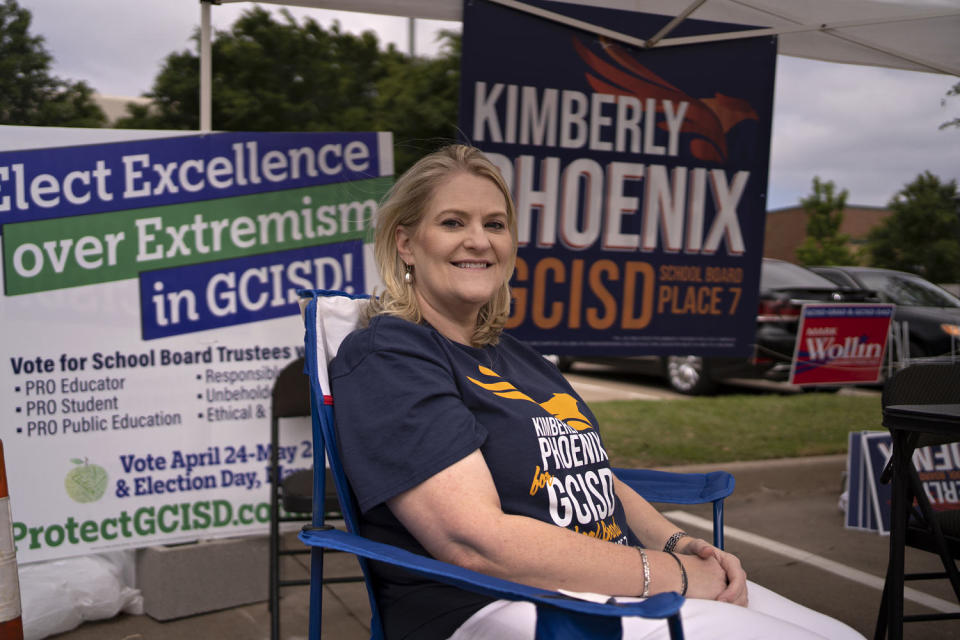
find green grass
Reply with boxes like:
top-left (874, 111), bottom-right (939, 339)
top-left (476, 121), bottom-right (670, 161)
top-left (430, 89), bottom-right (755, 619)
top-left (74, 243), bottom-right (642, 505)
top-left (592, 393), bottom-right (881, 468)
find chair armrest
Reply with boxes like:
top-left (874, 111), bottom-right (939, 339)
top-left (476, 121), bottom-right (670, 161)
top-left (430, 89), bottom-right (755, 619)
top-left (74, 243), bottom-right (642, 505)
top-left (298, 527), bottom-right (683, 625)
top-left (613, 468), bottom-right (735, 505)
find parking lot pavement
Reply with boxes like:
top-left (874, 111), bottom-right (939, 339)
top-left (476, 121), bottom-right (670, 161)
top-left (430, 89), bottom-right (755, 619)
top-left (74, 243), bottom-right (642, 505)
top-left (658, 455), bottom-right (960, 639)
top-left (562, 361), bottom-right (884, 401)
top-left (564, 370), bottom-right (687, 401)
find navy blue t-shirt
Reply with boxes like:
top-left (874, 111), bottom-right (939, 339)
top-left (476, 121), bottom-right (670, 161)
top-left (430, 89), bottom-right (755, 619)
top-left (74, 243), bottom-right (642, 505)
top-left (330, 315), bottom-right (638, 639)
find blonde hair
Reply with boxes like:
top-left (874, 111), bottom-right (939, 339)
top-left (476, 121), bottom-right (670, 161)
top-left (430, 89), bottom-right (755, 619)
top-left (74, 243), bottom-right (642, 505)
top-left (365, 144), bottom-right (518, 346)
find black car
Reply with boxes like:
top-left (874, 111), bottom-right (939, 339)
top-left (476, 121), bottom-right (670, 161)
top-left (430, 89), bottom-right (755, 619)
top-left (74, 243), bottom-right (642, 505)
top-left (558, 258), bottom-right (879, 394)
top-left (810, 266), bottom-right (960, 360)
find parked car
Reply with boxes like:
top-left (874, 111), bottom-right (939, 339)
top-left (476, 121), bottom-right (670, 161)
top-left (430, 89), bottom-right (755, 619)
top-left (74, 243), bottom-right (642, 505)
top-left (557, 258), bottom-right (879, 394)
top-left (810, 266), bottom-right (960, 359)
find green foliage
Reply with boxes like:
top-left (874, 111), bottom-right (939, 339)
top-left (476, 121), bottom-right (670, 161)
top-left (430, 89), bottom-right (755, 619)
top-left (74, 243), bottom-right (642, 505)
top-left (0, 0), bottom-right (105, 126)
top-left (592, 393), bottom-right (879, 467)
top-left (865, 171), bottom-right (960, 282)
top-left (795, 176), bottom-right (857, 266)
top-left (372, 29), bottom-right (462, 173)
top-left (116, 8), bottom-right (461, 174)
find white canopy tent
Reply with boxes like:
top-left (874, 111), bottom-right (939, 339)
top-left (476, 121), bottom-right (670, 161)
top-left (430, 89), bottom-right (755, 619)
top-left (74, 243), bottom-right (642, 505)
top-left (200, 0), bottom-right (960, 130)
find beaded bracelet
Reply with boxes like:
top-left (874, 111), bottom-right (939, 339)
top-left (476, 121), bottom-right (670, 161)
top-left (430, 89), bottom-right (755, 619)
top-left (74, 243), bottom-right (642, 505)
top-left (636, 547), bottom-right (650, 597)
top-left (663, 530), bottom-right (688, 553)
top-left (666, 550), bottom-right (688, 596)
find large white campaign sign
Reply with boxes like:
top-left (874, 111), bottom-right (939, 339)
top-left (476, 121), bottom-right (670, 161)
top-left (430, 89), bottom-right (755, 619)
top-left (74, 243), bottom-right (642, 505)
top-left (0, 127), bottom-right (392, 563)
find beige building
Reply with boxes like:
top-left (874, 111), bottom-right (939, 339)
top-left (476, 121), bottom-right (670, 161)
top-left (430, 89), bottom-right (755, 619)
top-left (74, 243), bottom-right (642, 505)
top-left (763, 205), bottom-right (892, 264)
top-left (93, 94), bottom-right (152, 125)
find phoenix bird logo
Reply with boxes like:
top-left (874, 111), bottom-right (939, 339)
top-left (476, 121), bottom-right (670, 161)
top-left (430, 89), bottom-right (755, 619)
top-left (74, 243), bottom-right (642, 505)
top-left (467, 365), bottom-right (593, 431)
top-left (573, 36), bottom-right (759, 164)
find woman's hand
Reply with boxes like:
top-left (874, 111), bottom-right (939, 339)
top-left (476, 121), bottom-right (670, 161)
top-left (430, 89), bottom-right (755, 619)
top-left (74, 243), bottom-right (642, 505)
top-left (676, 551), bottom-right (728, 601)
top-left (678, 537), bottom-right (749, 606)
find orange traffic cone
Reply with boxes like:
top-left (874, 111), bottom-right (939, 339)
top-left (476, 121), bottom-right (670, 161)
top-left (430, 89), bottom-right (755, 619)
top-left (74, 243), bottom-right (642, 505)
top-left (0, 440), bottom-right (23, 640)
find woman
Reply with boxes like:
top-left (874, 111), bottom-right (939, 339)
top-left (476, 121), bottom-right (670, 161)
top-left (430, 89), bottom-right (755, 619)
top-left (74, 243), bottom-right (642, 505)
top-left (330, 145), bottom-right (863, 640)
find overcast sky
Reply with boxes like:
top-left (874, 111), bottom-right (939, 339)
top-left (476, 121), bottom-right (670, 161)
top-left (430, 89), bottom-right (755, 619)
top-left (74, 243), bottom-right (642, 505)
top-left (20, 0), bottom-right (960, 211)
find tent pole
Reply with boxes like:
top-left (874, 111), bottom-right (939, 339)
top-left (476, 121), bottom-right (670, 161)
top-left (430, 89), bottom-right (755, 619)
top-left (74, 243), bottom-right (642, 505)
top-left (408, 17), bottom-right (415, 57)
top-left (200, 0), bottom-right (212, 132)
top-left (645, 0), bottom-right (706, 48)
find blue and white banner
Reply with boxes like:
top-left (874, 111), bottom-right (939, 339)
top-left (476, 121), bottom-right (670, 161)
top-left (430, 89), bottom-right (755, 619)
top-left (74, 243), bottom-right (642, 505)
top-left (459, 0), bottom-right (776, 355)
top-left (1, 127), bottom-right (391, 562)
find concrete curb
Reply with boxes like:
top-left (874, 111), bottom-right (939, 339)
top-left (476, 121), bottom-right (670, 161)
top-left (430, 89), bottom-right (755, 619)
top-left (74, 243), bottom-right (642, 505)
top-left (655, 454), bottom-right (848, 498)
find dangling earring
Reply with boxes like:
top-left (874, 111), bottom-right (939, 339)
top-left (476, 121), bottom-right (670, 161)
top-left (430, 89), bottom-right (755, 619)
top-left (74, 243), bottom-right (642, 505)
top-left (404, 265), bottom-right (414, 284)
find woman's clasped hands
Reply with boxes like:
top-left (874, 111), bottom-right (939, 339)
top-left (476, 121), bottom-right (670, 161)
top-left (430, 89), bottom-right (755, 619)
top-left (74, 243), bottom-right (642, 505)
top-left (675, 537), bottom-right (748, 606)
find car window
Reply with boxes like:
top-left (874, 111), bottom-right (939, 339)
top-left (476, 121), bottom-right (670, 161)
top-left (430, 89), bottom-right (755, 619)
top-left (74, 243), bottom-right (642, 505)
top-left (813, 269), bottom-right (857, 288)
top-left (761, 261), bottom-right (838, 290)
top-left (855, 271), bottom-right (960, 307)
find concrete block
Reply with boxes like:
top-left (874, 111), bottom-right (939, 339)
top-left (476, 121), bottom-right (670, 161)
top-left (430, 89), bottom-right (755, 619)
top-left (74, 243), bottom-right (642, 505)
top-left (136, 536), bottom-right (267, 621)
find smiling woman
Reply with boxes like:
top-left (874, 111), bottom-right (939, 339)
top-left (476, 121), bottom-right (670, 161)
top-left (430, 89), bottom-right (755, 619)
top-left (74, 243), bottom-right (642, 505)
top-left (323, 144), bottom-right (865, 640)
top-left (364, 144), bottom-right (518, 347)
top-left (395, 172), bottom-right (515, 345)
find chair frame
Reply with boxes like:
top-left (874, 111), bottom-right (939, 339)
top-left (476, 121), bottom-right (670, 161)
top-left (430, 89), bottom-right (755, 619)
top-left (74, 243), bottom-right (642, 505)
top-left (875, 362), bottom-right (960, 640)
top-left (268, 357), bottom-right (312, 640)
top-left (268, 356), bottom-right (362, 640)
top-left (297, 289), bottom-right (735, 640)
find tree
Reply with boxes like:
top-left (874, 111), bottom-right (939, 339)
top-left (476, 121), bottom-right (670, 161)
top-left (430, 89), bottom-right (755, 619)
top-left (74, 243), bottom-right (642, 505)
top-left (941, 80), bottom-right (959, 130)
top-left (116, 8), bottom-right (461, 174)
top-left (0, 0), bottom-right (105, 127)
top-left (794, 177), bottom-right (857, 266)
top-left (372, 29), bottom-right (461, 172)
top-left (865, 171), bottom-right (960, 282)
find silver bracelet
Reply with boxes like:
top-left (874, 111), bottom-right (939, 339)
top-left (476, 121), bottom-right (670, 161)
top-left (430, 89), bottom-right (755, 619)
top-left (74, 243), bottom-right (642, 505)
top-left (663, 530), bottom-right (688, 553)
top-left (666, 550), bottom-right (688, 596)
top-left (636, 547), bottom-right (650, 597)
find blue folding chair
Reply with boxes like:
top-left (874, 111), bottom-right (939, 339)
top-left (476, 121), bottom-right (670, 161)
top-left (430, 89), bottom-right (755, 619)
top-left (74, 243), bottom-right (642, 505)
top-left (297, 289), bottom-right (735, 640)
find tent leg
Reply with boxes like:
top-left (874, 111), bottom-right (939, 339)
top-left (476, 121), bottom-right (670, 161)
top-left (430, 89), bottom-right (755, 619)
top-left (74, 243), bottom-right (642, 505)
top-left (199, 0), bottom-right (212, 132)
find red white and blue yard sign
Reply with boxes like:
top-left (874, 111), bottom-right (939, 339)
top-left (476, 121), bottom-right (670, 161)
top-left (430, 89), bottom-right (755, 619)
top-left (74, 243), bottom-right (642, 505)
top-left (790, 304), bottom-right (895, 385)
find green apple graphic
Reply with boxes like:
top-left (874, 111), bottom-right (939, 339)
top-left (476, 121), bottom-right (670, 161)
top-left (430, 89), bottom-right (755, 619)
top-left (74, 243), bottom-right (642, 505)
top-left (65, 458), bottom-right (108, 503)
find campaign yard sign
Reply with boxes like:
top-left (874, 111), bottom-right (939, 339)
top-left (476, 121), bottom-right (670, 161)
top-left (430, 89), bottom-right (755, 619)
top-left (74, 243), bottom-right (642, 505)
top-left (1, 128), bottom-right (391, 562)
top-left (845, 431), bottom-right (880, 533)
top-left (459, 0), bottom-right (776, 356)
top-left (845, 430), bottom-right (960, 535)
top-left (790, 304), bottom-right (895, 386)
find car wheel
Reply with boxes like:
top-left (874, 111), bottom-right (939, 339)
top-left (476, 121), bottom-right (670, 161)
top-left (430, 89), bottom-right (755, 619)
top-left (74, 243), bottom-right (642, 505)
top-left (664, 356), bottom-right (717, 395)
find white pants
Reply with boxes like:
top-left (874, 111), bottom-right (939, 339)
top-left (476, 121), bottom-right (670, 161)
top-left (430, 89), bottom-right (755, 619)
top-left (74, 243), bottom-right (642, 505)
top-left (448, 581), bottom-right (865, 640)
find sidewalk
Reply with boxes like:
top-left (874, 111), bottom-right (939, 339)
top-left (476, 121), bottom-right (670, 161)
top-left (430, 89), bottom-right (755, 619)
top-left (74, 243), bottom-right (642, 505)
top-left (51, 532), bottom-right (367, 640)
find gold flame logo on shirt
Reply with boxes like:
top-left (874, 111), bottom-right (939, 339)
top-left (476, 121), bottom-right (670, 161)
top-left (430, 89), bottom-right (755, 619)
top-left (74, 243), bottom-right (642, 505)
top-left (466, 365), bottom-right (593, 431)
